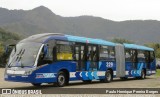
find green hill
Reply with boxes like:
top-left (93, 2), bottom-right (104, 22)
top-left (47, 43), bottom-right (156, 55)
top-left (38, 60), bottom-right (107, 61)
top-left (0, 28), bottom-right (20, 43)
top-left (0, 28), bottom-right (20, 66)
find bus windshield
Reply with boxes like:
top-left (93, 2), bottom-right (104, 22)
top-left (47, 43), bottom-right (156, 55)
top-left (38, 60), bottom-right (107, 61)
top-left (7, 42), bottom-right (42, 67)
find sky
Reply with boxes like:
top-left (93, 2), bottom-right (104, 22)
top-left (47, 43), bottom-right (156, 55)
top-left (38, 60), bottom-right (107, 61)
top-left (0, 0), bottom-right (160, 21)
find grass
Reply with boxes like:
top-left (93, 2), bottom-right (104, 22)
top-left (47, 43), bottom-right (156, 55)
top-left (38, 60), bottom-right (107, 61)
top-left (156, 69), bottom-right (160, 77)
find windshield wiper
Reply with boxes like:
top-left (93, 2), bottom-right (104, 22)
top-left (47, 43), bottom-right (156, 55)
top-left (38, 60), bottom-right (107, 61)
top-left (8, 49), bottom-right (24, 68)
top-left (16, 49), bottom-right (22, 61)
top-left (17, 49), bottom-right (25, 68)
top-left (17, 49), bottom-right (25, 62)
top-left (8, 55), bottom-right (18, 68)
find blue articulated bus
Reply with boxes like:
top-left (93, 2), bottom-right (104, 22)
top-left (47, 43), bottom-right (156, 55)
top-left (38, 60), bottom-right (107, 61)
top-left (4, 33), bottom-right (156, 87)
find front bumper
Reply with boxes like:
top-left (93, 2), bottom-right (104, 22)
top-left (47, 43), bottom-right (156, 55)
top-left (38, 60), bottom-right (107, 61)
top-left (5, 73), bottom-right (57, 83)
top-left (5, 74), bottom-right (35, 83)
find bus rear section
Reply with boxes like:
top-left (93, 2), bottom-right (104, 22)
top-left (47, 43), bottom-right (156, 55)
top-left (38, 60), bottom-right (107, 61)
top-left (115, 43), bottom-right (156, 79)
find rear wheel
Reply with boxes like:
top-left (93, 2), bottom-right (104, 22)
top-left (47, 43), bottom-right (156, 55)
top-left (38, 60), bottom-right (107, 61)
top-left (56, 71), bottom-right (67, 87)
top-left (102, 70), bottom-right (112, 83)
top-left (31, 83), bottom-right (41, 87)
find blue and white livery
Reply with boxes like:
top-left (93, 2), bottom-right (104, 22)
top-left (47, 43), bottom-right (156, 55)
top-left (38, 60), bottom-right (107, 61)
top-left (4, 33), bottom-right (156, 87)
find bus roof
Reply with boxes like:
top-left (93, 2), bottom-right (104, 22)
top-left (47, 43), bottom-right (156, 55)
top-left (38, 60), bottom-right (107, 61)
top-left (20, 33), bottom-right (116, 46)
top-left (19, 33), bottom-right (64, 43)
top-left (19, 33), bottom-right (154, 51)
top-left (124, 43), bottom-right (154, 51)
top-left (65, 35), bottom-right (116, 46)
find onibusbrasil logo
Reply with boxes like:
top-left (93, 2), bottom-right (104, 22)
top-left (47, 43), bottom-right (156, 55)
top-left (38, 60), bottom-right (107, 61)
top-left (1, 89), bottom-right (42, 94)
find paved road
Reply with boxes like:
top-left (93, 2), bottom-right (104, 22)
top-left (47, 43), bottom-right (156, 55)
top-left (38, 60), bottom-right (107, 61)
top-left (1, 68), bottom-right (160, 89)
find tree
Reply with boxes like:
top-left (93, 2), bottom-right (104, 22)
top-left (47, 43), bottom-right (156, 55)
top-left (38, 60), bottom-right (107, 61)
top-left (145, 43), bottom-right (160, 58)
top-left (156, 48), bottom-right (160, 58)
top-left (111, 38), bottom-right (134, 44)
top-left (0, 28), bottom-right (20, 66)
top-left (0, 42), bottom-right (4, 57)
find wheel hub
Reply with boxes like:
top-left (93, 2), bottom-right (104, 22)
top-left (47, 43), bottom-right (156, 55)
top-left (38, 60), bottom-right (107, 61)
top-left (107, 73), bottom-right (111, 81)
top-left (58, 75), bottom-right (65, 85)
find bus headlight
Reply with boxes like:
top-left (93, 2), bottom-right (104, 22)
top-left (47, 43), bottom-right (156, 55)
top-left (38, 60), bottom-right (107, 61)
top-left (24, 70), bottom-right (32, 75)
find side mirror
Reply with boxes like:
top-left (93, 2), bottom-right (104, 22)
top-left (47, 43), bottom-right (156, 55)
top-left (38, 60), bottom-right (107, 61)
top-left (5, 44), bottom-right (16, 55)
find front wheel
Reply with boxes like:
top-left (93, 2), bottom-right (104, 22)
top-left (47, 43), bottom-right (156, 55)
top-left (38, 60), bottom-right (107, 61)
top-left (56, 71), bottom-right (67, 87)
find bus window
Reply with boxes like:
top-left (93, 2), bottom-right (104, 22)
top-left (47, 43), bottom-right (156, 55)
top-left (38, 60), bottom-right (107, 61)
top-left (93, 46), bottom-right (98, 62)
top-left (130, 50), bottom-right (137, 69)
top-left (125, 49), bottom-right (131, 61)
top-left (99, 46), bottom-right (109, 60)
top-left (87, 45), bottom-right (98, 70)
top-left (81, 46), bottom-right (85, 60)
top-left (131, 50), bottom-right (137, 62)
top-left (74, 46), bottom-right (79, 61)
top-left (108, 47), bottom-right (115, 61)
top-left (87, 46), bottom-right (92, 61)
top-left (150, 51), bottom-right (155, 62)
top-left (144, 51), bottom-right (150, 69)
top-left (144, 51), bottom-right (150, 63)
top-left (56, 41), bottom-right (73, 60)
top-left (137, 50), bottom-right (145, 62)
top-left (44, 40), bottom-right (55, 61)
top-left (37, 40), bottom-right (55, 66)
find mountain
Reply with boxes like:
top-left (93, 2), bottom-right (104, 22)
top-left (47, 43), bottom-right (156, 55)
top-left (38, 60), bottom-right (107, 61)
top-left (0, 6), bottom-right (160, 44)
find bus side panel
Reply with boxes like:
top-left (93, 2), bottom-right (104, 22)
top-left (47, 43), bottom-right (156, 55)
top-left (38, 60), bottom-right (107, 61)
top-left (70, 71), bottom-right (106, 81)
top-left (70, 61), bottom-right (116, 81)
top-left (125, 62), bottom-right (146, 77)
top-left (32, 61), bottom-right (77, 83)
top-left (125, 60), bottom-right (156, 77)
top-left (137, 62), bottom-right (146, 76)
top-left (125, 62), bottom-right (133, 77)
top-left (99, 61), bottom-right (116, 78)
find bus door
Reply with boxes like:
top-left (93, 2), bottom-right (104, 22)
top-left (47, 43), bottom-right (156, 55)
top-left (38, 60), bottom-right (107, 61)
top-left (74, 44), bottom-right (85, 71)
top-left (137, 50), bottom-right (146, 75)
top-left (145, 51), bottom-right (150, 69)
top-left (131, 49), bottom-right (137, 70)
top-left (149, 51), bottom-right (156, 72)
top-left (87, 45), bottom-right (98, 71)
top-left (144, 51), bottom-right (156, 72)
top-left (125, 49), bottom-right (132, 76)
top-left (131, 49), bottom-right (149, 77)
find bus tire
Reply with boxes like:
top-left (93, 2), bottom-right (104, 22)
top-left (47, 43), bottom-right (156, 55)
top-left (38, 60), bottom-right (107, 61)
top-left (31, 83), bottom-right (41, 87)
top-left (56, 71), bottom-right (67, 87)
top-left (103, 70), bottom-right (112, 83)
top-left (140, 70), bottom-right (146, 79)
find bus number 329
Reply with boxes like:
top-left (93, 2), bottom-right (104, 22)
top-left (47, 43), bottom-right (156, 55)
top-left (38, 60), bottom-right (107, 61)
top-left (106, 62), bottom-right (113, 67)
